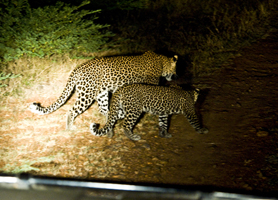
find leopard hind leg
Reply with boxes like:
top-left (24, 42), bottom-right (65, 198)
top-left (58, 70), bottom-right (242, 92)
top-left (123, 108), bottom-right (142, 141)
top-left (66, 89), bottom-right (94, 130)
top-left (158, 115), bottom-right (172, 138)
top-left (96, 90), bottom-right (109, 117)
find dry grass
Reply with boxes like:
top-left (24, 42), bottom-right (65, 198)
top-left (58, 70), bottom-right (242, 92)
top-left (0, 55), bottom-right (104, 176)
top-left (0, 55), bottom-right (87, 99)
top-left (0, 88), bottom-right (154, 178)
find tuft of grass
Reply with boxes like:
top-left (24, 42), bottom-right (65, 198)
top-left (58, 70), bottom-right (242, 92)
top-left (2, 156), bottom-right (56, 173)
top-left (0, 72), bottom-right (21, 88)
top-left (0, 55), bottom-right (88, 102)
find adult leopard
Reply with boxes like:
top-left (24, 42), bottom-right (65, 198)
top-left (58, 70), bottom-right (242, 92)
top-left (29, 51), bottom-right (178, 129)
top-left (90, 84), bottom-right (208, 141)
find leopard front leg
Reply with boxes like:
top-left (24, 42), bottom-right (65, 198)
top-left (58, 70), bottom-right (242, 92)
top-left (186, 112), bottom-right (209, 134)
top-left (158, 115), bottom-right (172, 138)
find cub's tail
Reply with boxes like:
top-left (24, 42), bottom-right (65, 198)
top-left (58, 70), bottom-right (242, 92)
top-left (90, 123), bottom-right (114, 138)
top-left (90, 88), bottom-right (124, 137)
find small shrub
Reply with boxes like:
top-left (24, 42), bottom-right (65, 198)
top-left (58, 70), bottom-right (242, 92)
top-left (0, 0), bottom-right (113, 62)
top-left (90, 0), bottom-right (147, 11)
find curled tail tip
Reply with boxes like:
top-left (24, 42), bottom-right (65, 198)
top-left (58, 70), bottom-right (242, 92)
top-left (90, 123), bottom-right (97, 129)
top-left (29, 102), bottom-right (42, 114)
top-left (90, 123), bottom-right (98, 136)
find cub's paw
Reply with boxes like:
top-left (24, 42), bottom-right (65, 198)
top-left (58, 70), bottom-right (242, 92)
top-left (163, 132), bottom-right (172, 138)
top-left (107, 130), bottom-right (114, 138)
top-left (159, 129), bottom-right (172, 138)
top-left (197, 127), bottom-right (209, 134)
top-left (128, 134), bottom-right (141, 141)
top-left (124, 129), bottom-right (141, 141)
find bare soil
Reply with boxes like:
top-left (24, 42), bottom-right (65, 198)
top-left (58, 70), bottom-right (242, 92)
top-left (1, 31), bottom-right (278, 193)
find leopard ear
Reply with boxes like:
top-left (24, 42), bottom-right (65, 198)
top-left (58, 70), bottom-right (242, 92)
top-left (193, 88), bottom-right (200, 103)
top-left (173, 55), bottom-right (178, 61)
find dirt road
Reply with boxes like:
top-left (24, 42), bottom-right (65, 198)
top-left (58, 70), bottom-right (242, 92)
top-left (110, 31), bottom-right (278, 192)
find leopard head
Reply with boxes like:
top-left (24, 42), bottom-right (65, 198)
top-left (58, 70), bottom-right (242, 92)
top-left (162, 55), bottom-right (178, 81)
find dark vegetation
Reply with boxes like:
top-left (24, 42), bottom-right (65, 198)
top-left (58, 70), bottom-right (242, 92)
top-left (0, 0), bottom-right (113, 62)
top-left (1, 0), bottom-right (277, 71)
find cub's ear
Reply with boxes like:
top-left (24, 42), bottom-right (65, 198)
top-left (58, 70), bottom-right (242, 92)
top-left (173, 55), bottom-right (178, 61)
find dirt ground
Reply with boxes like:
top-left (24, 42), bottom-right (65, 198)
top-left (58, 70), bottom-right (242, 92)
top-left (1, 31), bottom-right (278, 194)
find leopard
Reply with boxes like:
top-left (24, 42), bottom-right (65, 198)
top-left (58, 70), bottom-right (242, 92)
top-left (90, 84), bottom-right (208, 141)
top-left (29, 51), bottom-right (178, 130)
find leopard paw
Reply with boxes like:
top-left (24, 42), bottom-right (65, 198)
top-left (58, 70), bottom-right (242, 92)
top-left (124, 129), bottom-right (141, 141)
top-left (159, 129), bottom-right (172, 138)
top-left (197, 127), bottom-right (209, 134)
top-left (107, 130), bottom-right (114, 138)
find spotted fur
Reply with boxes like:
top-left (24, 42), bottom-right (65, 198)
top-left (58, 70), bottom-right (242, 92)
top-left (90, 84), bottom-right (208, 141)
top-left (29, 51), bottom-right (178, 129)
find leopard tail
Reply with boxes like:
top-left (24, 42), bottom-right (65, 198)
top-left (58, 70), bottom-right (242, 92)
top-left (29, 69), bottom-right (77, 115)
top-left (90, 92), bottom-right (122, 137)
top-left (90, 115), bottom-right (118, 136)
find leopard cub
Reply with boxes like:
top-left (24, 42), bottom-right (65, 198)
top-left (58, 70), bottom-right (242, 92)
top-left (90, 84), bottom-right (208, 141)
